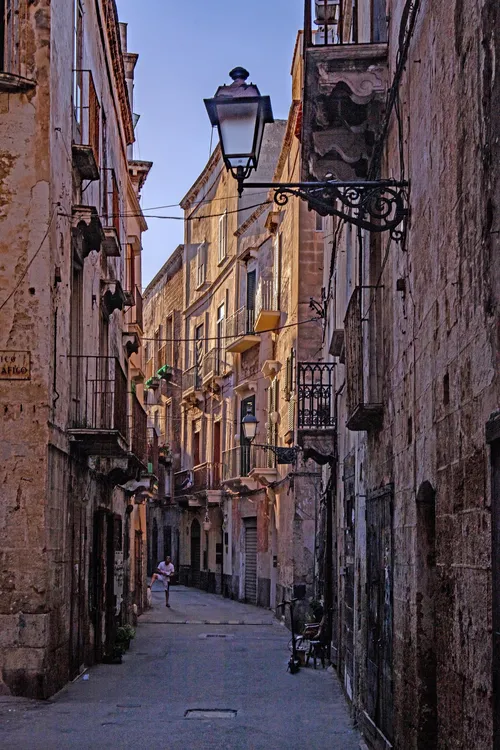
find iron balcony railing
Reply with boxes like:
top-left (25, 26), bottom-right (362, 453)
top-left (304, 0), bottom-right (387, 47)
top-left (225, 306), bottom-right (256, 348)
top-left (130, 285), bottom-right (143, 330)
top-left (255, 277), bottom-right (278, 318)
top-left (130, 392), bottom-right (147, 464)
top-left (222, 445), bottom-right (276, 481)
top-left (182, 364), bottom-right (202, 394)
top-left (72, 69), bottom-right (100, 170)
top-left (297, 362), bottom-right (336, 429)
top-left (69, 355), bottom-right (128, 438)
top-left (193, 462), bottom-right (223, 492)
top-left (202, 347), bottom-right (227, 380)
top-left (102, 167), bottom-right (125, 243)
top-left (147, 427), bottom-right (159, 477)
top-left (174, 468), bottom-right (193, 495)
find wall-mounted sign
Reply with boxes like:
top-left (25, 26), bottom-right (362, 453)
top-left (0, 351), bottom-right (31, 380)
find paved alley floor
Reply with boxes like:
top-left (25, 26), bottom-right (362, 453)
top-left (0, 586), bottom-right (361, 750)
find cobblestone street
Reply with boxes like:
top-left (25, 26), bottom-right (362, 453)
top-left (0, 586), bottom-right (361, 750)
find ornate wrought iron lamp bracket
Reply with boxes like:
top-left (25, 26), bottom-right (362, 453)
top-left (250, 443), bottom-right (301, 465)
top-left (237, 176), bottom-right (408, 240)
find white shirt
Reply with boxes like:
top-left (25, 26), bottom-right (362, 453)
top-left (157, 561), bottom-right (174, 588)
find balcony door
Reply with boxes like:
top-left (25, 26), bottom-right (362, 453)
top-left (246, 270), bottom-right (256, 333)
top-left (216, 303), bottom-right (225, 373)
top-left (213, 420), bottom-right (221, 486)
top-left (240, 395), bottom-right (255, 477)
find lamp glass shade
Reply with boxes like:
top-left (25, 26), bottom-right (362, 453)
top-left (216, 99), bottom-right (260, 170)
top-left (242, 410), bottom-right (258, 442)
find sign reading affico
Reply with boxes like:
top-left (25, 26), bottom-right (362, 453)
top-left (0, 351), bottom-right (31, 380)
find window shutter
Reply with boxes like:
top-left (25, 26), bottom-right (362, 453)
top-left (196, 243), bottom-right (206, 287)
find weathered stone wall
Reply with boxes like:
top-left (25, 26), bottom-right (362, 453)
top-left (316, 1), bottom-right (500, 747)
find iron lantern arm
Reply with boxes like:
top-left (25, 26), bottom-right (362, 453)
top-left (234, 171), bottom-right (408, 238)
top-left (243, 441), bottom-right (301, 465)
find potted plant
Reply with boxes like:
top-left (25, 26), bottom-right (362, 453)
top-left (115, 624), bottom-right (136, 651)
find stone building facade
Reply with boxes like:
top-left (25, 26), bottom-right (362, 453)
top-left (0, 1), bottom-right (151, 697)
top-left (302, 1), bottom-right (500, 748)
top-left (142, 245), bottom-right (184, 577)
top-left (176, 122), bottom-right (288, 598)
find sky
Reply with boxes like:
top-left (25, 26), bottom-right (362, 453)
top-left (115, 0), bottom-right (305, 287)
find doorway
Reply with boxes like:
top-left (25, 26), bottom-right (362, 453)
top-left (190, 519), bottom-right (201, 588)
top-left (244, 518), bottom-right (257, 605)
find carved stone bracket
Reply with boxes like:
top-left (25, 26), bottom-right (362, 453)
top-left (72, 205), bottom-right (105, 261)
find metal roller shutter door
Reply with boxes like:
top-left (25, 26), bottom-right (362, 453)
top-left (244, 520), bottom-right (257, 604)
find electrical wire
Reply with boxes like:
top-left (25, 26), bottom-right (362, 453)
top-left (59, 199), bottom-right (272, 223)
top-left (0, 204), bottom-right (59, 313)
top-left (142, 316), bottom-right (322, 344)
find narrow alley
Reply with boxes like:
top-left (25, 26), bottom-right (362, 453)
top-left (0, 587), bottom-right (361, 750)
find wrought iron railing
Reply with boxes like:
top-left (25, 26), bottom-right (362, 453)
top-left (304, 0), bottom-right (387, 47)
top-left (130, 392), bottom-right (147, 464)
top-left (182, 364), bottom-right (202, 394)
top-left (130, 285), bottom-right (143, 330)
top-left (297, 361), bottom-right (336, 429)
top-left (102, 167), bottom-right (125, 241)
top-left (69, 355), bottom-right (128, 437)
top-left (202, 347), bottom-right (227, 380)
top-left (72, 69), bottom-right (100, 165)
top-left (222, 445), bottom-right (275, 480)
top-left (174, 469), bottom-right (193, 495)
top-left (193, 462), bottom-right (223, 491)
top-left (255, 277), bottom-right (277, 317)
top-left (225, 306), bottom-right (256, 348)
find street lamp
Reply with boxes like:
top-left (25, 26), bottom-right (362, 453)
top-left (241, 404), bottom-right (300, 465)
top-left (204, 67), bottom-right (274, 187)
top-left (205, 69), bottom-right (408, 238)
top-left (241, 405), bottom-right (258, 443)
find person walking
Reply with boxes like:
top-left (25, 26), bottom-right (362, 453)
top-left (151, 556), bottom-right (175, 607)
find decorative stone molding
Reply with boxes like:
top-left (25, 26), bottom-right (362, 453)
top-left (71, 205), bottom-right (105, 261)
top-left (261, 360), bottom-right (282, 380)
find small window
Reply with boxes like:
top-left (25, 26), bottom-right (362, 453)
top-left (196, 243), bottom-right (207, 287)
top-left (315, 213), bottom-right (323, 231)
top-left (218, 210), bottom-right (228, 263)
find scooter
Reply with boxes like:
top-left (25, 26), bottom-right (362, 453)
top-left (277, 597), bottom-right (300, 674)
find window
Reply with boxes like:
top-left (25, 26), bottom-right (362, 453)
top-left (165, 402), bottom-right (172, 443)
top-left (1, 0), bottom-right (22, 76)
top-left (315, 213), bottom-right (323, 232)
top-left (216, 303), bottom-right (225, 350)
top-left (218, 210), bottom-right (228, 263)
top-left (196, 243), bottom-right (207, 288)
top-left (165, 315), bottom-right (173, 368)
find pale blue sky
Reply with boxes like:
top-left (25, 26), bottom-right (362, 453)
top-left (116, 0), bottom-right (304, 286)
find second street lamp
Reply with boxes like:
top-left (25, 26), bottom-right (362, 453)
top-left (205, 68), bottom-right (408, 238)
top-left (241, 405), bottom-right (300, 465)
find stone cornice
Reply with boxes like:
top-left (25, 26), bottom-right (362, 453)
top-left (105, 0), bottom-right (135, 145)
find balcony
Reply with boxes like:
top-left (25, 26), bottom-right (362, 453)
top-left (129, 285), bottom-right (143, 331)
top-left (129, 392), bottom-right (147, 466)
top-left (225, 307), bottom-right (260, 354)
top-left (101, 168), bottom-right (123, 257)
top-left (302, 0), bottom-right (388, 185)
top-left (182, 364), bottom-right (203, 405)
top-left (68, 355), bottom-right (128, 456)
top-left (254, 278), bottom-right (280, 333)
top-left (297, 362), bottom-right (336, 431)
top-left (344, 287), bottom-right (383, 431)
top-left (193, 462), bottom-right (222, 492)
top-left (222, 445), bottom-right (277, 491)
top-left (202, 348), bottom-right (229, 386)
top-left (72, 70), bottom-right (100, 181)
